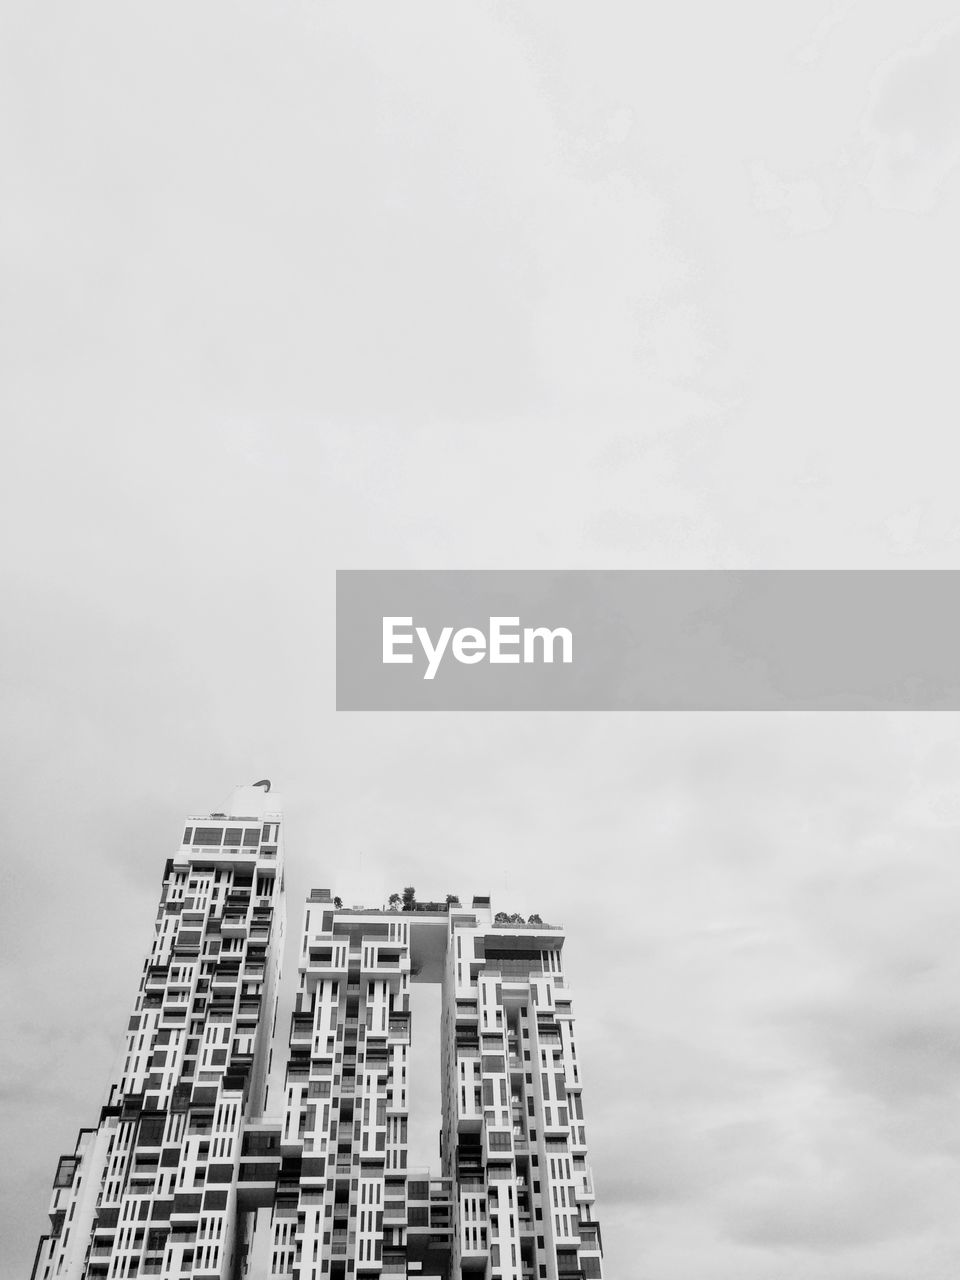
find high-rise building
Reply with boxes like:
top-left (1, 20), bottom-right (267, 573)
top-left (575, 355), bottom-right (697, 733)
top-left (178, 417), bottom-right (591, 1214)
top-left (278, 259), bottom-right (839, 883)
top-left (273, 891), bottom-right (605, 1280)
top-left (33, 791), bottom-right (605, 1280)
top-left (31, 783), bottom-right (286, 1280)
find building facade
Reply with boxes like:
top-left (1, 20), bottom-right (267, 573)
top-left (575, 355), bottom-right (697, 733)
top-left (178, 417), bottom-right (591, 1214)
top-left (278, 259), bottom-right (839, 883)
top-left (31, 784), bottom-right (286, 1280)
top-left (33, 793), bottom-right (605, 1280)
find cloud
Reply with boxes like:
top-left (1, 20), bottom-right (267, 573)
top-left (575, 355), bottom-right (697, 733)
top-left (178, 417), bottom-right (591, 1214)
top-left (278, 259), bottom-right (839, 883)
top-left (795, 1), bottom-right (857, 67)
top-left (751, 163), bottom-right (834, 234)
top-left (859, 19), bottom-right (960, 212)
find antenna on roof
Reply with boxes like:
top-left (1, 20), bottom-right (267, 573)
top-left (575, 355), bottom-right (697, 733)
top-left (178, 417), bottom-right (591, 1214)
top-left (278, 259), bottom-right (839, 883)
top-left (253, 779), bottom-right (272, 792)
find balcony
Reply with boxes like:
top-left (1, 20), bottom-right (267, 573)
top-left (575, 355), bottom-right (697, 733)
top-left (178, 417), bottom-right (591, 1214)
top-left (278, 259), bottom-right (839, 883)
top-left (290, 1015), bottom-right (313, 1045)
top-left (577, 1225), bottom-right (600, 1250)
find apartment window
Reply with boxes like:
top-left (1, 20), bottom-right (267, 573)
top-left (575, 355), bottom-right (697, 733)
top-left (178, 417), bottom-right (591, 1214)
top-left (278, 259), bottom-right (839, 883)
top-left (137, 1117), bottom-right (165, 1147)
top-left (54, 1157), bottom-right (79, 1188)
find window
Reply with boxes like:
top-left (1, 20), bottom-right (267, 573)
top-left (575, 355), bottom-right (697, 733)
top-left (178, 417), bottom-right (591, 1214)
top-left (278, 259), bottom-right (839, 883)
top-left (54, 1157), bottom-right (79, 1188)
top-left (137, 1117), bottom-right (165, 1147)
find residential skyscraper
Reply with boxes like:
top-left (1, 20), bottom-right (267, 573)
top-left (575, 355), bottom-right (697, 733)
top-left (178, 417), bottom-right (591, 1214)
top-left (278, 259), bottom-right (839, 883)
top-left (270, 892), bottom-right (605, 1280)
top-left (33, 791), bottom-right (605, 1280)
top-left (31, 783), bottom-right (286, 1280)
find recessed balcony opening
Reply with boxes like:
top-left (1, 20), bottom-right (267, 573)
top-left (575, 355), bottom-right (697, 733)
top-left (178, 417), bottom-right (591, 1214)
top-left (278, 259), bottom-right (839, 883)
top-left (408, 980), bottom-right (442, 1170)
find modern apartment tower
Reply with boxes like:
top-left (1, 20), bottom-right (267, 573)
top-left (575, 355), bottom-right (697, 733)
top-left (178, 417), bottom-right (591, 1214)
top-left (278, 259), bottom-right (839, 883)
top-left (31, 783), bottom-right (286, 1280)
top-left (33, 789), bottom-right (605, 1280)
top-left (273, 893), bottom-right (605, 1280)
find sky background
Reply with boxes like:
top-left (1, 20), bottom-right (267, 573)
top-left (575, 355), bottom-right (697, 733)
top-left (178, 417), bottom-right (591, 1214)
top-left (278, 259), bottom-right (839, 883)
top-left (2, 2), bottom-right (960, 1277)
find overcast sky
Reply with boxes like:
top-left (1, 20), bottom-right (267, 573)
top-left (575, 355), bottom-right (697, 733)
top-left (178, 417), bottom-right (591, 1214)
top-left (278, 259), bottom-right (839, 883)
top-left (3, 3), bottom-right (960, 1278)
